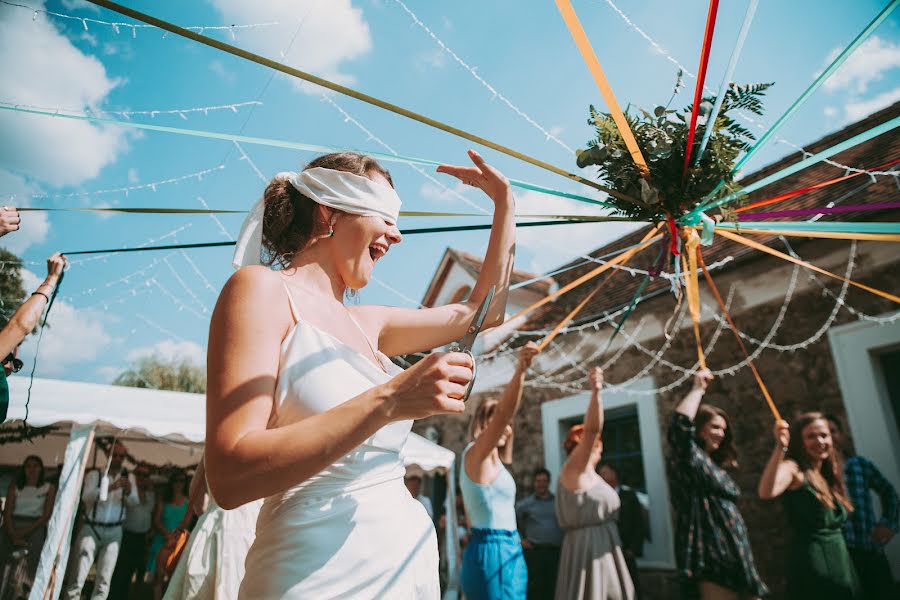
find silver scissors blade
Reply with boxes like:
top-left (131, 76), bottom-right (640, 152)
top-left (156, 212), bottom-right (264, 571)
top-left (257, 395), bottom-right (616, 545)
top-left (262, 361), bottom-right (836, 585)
top-left (455, 285), bottom-right (495, 353)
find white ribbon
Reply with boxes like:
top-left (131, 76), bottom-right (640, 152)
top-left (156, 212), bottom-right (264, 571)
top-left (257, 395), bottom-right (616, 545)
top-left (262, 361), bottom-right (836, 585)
top-left (232, 167), bottom-right (402, 268)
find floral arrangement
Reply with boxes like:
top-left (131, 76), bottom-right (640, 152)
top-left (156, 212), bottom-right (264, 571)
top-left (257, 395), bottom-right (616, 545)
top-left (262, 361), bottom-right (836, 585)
top-left (576, 72), bottom-right (773, 220)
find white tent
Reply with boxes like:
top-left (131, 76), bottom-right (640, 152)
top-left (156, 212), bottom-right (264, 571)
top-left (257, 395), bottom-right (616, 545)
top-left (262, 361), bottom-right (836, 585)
top-left (3, 377), bottom-right (461, 599)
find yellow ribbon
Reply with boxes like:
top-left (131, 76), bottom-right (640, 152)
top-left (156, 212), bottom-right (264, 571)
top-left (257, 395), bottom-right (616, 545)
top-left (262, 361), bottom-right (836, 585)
top-left (697, 248), bottom-right (781, 421)
top-left (722, 227), bottom-right (900, 243)
top-left (680, 228), bottom-right (707, 370)
top-left (554, 0), bottom-right (650, 178)
top-left (716, 229), bottom-right (900, 304)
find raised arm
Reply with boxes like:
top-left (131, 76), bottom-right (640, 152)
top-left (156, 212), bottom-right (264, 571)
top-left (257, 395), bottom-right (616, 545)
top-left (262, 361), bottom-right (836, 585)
top-left (206, 267), bottom-right (473, 509)
top-left (355, 150), bottom-right (516, 357)
top-left (0, 253), bottom-right (66, 358)
top-left (758, 420), bottom-right (802, 499)
top-left (675, 368), bottom-right (712, 420)
top-left (562, 367), bottom-right (604, 481)
top-left (466, 343), bottom-right (540, 472)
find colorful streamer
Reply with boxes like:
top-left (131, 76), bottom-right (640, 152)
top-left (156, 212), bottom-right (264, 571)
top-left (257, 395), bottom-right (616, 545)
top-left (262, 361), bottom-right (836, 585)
top-left (554, 0), bottom-right (650, 178)
top-left (681, 229), bottom-right (707, 369)
top-left (702, 0), bottom-right (900, 201)
top-left (0, 104), bottom-right (622, 210)
top-left (718, 221), bottom-right (900, 234)
top-left (698, 248), bottom-right (781, 420)
top-left (733, 157), bottom-right (900, 214)
top-left (683, 0), bottom-right (721, 178)
top-left (737, 202), bottom-right (900, 220)
top-left (83, 0), bottom-right (638, 202)
top-left (698, 115), bottom-right (900, 213)
top-left (694, 0), bottom-right (759, 166)
top-left (722, 228), bottom-right (900, 243)
top-left (715, 229), bottom-right (900, 303)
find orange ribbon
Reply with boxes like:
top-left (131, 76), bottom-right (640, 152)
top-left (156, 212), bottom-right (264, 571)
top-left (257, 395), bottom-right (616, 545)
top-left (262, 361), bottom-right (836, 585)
top-left (722, 227), bottom-right (900, 243)
top-left (554, 0), bottom-right (650, 177)
top-left (680, 228), bottom-right (707, 370)
top-left (698, 249), bottom-right (781, 421)
top-left (716, 229), bottom-right (900, 304)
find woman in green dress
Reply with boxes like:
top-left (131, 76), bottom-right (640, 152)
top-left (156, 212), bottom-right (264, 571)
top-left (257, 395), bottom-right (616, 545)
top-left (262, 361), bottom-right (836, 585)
top-left (758, 412), bottom-right (861, 599)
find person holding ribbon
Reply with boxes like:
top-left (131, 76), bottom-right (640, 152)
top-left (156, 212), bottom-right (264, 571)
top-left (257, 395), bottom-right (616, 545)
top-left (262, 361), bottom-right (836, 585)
top-left (667, 369), bottom-right (768, 599)
top-left (0, 252), bottom-right (67, 423)
top-left (205, 150), bottom-right (516, 599)
top-left (458, 341), bottom-right (540, 600)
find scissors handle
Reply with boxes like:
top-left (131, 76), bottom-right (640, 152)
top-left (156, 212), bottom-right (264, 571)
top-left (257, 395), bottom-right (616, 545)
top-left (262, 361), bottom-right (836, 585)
top-left (446, 345), bottom-right (476, 402)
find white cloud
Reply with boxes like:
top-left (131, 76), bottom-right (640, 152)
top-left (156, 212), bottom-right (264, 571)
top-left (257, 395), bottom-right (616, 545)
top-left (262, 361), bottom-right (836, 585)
top-left (822, 36), bottom-right (900, 94)
top-left (17, 269), bottom-right (113, 378)
top-left (209, 59), bottom-right (237, 85)
top-left (513, 190), bottom-right (642, 273)
top-left (0, 2), bottom-right (130, 187)
top-left (0, 170), bottom-right (50, 254)
top-left (127, 168), bottom-right (139, 184)
top-left (127, 340), bottom-right (206, 366)
top-left (823, 106), bottom-right (838, 118)
top-left (210, 0), bottom-right (372, 91)
top-left (844, 87), bottom-right (900, 122)
top-left (415, 49), bottom-right (446, 71)
top-left (419, 180), bottom-right (470, 203)
top-left (60, 0), bottom-right (100, 12)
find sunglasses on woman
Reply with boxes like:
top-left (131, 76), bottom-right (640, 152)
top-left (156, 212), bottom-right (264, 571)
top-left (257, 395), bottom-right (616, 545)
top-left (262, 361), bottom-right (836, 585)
top-left (3, 353), bottom-right (23, 373)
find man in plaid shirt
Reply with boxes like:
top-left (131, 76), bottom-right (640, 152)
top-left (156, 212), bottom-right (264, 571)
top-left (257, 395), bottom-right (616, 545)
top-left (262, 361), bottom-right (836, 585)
top-left (827, 415), bottom-right (898, 599)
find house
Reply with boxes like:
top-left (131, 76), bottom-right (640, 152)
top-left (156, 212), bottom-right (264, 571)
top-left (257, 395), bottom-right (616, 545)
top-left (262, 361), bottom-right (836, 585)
top-left (412, 101), bottom-right (900, 598)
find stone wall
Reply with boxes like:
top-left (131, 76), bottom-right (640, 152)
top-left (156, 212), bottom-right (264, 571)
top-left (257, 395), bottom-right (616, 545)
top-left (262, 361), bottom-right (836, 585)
top-left (413, 238), bottom-right (900, 599)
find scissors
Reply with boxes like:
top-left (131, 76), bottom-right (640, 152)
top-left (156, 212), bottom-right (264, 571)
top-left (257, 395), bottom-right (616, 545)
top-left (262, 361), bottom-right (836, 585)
top-left (448, 285), bottom-right (495, 402)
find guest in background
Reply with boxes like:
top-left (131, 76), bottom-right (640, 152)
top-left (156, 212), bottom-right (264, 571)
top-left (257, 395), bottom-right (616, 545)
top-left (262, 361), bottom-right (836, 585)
top-left (825, 415), bottom-right (898, 600)
top-left (64, 443), bottom-right (138, 600)
top-left (516, 467), bottom-right (563, 600)
top-left (555, 367), bottom-right (633, 600)
top-left (668, 369), bottom-right (767, 599)
top-left (109, 462), bottom-right (156, 600)
top-left (758, 413), bottom-right (860, 599)
top-left (405, 474), bottom-right (434, 520)
top-left (0, 455), bottom-right (56, 588)
top-left (147, 470), bottom-right (189, 600)
top-left (599, 463), bottom-right (649, 599)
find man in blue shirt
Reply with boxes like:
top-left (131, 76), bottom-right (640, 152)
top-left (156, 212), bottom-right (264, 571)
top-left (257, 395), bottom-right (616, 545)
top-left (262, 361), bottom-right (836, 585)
top-left (516, 467), bottom-right (563, 600)
top-left (827, 414), bottom-right (898, 599)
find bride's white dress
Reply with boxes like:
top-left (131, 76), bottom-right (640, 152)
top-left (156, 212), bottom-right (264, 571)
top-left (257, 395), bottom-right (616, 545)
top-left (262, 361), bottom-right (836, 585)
top-left (238, 286), bottom-right (439, 599)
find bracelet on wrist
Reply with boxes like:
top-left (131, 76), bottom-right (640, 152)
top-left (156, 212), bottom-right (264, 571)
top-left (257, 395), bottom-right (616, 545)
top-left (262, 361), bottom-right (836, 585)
top-left (31, 291), bottom-right (50, 302)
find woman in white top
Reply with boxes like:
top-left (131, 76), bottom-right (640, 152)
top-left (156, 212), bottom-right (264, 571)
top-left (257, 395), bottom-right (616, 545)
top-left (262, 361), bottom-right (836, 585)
top-left (0, 455), bottom-right (56, 583)
top-left (206, 150), bottom-right (515, 599)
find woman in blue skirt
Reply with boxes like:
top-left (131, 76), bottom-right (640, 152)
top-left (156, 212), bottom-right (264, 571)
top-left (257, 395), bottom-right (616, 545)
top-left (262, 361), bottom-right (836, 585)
top-left (459, 342), bottom-right (539, 600)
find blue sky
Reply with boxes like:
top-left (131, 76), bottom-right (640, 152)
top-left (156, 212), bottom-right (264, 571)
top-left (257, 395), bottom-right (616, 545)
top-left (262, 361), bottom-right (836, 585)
top-left (0, 0), bottom-right (897, 383)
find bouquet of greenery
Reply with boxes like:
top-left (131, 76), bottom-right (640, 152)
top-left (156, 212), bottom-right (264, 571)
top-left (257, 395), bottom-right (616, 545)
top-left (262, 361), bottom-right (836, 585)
top-left (577, 71), bottom-right (773, 220)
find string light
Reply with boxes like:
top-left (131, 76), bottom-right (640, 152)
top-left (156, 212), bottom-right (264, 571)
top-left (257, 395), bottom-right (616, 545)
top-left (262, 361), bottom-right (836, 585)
top-left (391, 0), bottom-right (574, 154)
top-left (1, 163), bottom-right (225, 201)
top-left (0, 1), bottom-right (279, 40)
top-left (162, 256), bottom-right (211, 315)
top-left (0, 100), bottom-right (261, 122)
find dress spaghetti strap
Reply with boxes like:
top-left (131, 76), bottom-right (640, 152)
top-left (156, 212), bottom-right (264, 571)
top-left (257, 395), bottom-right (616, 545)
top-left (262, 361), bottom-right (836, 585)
top-left (344, 309), bottom-right (387, 373)
top-left (280, 282), bottom-right (301, 324)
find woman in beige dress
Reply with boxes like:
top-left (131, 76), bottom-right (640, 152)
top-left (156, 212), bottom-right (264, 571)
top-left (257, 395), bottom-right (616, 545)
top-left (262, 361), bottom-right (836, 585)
top-left (556, 367), bottom-right (634, 600)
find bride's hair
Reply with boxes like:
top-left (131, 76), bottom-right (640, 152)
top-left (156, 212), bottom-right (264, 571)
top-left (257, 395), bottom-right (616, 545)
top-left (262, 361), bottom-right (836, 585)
top-left (261, 152), bottom-right (393, 268)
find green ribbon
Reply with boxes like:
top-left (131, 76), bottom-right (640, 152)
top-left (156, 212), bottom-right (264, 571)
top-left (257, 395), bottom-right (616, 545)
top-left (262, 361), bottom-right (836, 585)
top-left (715, 221), bottom-right (900, 234)
top-left (700, 0), bottom-right (899, 204)
top-left (0, 104), bottom-right (619, 210)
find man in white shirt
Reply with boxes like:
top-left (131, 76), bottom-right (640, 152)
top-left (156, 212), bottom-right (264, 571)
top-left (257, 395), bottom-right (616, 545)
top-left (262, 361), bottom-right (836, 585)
top-left (109, 462), bottom-right (155, 599)
top-left (63, 442), bottom-right (139, 600)
top-left (404, 475), bottom-right (434, 520)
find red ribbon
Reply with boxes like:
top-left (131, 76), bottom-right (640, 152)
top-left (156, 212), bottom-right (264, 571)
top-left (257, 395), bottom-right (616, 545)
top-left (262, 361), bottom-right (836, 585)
top-left (667, 215), bottom-right (680, 256)
top-left (683, 0), bottom-right (721, 180)
top-left (734, 156), bottom-right (900, 214)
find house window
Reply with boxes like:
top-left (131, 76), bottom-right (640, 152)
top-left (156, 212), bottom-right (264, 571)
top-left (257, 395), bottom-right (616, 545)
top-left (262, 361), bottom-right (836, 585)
top-left (541, 377), bottom-right (675, 569)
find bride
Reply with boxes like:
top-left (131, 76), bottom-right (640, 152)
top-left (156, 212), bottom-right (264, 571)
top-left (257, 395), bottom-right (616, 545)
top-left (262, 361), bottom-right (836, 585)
top-left (205, 150), bottom-right (516, 598)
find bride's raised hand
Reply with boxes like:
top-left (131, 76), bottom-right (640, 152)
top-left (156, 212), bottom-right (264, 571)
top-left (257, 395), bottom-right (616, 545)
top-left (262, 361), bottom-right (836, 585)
top-left (437, 149), bottom-right (511, 206)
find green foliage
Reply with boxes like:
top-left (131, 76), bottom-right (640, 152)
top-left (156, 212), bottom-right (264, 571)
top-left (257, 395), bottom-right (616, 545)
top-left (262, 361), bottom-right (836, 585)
top-left (0, 248), bottom-right (26, 329)
top-left (113, 355), bottom-right (206, 393)
top-left (578, 76), bottom-right (773, 219)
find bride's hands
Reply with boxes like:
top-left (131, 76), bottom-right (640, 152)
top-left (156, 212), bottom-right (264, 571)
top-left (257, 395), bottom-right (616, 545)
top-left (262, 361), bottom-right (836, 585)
top-left (381, 351), bottom-right (474, 420)
top-left (437, 149), bottom-right (512, 207)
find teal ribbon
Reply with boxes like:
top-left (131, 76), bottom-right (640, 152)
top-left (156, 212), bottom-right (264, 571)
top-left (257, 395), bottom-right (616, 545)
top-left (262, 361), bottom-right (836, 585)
top-left (696, 114), bottom-right (900, 214)
top-left (0, 104), bottom-right (618, 210)
top-left (716, 221), bottom-right (900, 234)
top-left (701, 0), bottom-right (900, 203)
top-left (693, 0), bottom-right (759, 166)
top-left (700, 213), bottom-right (716, 245)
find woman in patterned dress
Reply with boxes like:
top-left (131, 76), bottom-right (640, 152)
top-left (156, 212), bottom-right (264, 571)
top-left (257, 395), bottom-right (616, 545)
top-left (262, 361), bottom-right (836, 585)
top-left (667, 369), bottom-right (768, 599)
